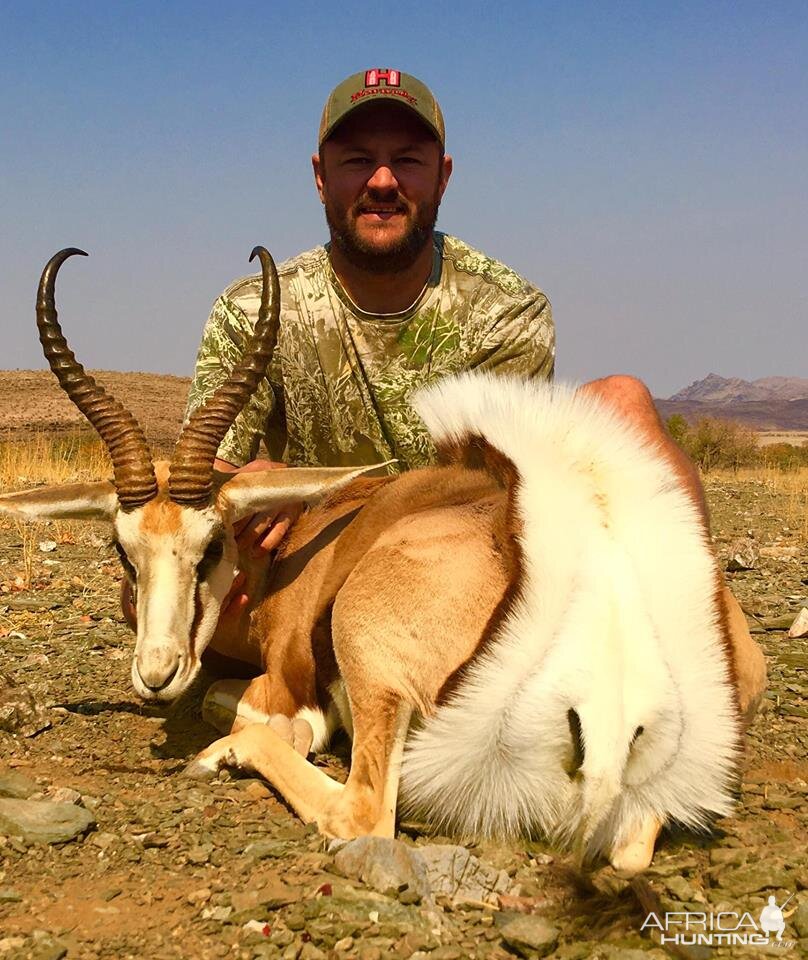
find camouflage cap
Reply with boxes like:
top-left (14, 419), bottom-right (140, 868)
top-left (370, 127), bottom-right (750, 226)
top-left (318, 69), bottom-right (445, 149)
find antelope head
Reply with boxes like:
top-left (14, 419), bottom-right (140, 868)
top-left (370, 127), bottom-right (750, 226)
top-left (0, 248), bottom-right (380, 702)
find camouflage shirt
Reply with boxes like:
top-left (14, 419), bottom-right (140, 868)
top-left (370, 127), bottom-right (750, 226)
top-left (186, 232), bottom-right (554, 470)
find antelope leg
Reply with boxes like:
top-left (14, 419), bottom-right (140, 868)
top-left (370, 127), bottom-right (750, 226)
top-left (186, 698), bottom-right (411, 839)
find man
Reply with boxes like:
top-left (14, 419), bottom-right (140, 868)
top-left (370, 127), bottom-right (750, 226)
top-left (188, 70), bottom-right (554, 510)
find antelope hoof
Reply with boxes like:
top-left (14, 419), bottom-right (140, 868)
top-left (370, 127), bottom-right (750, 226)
top-left (184, 754), bottom-right (221, 782)
top-left (184, 737), bottom-right (245, 781)
top-left (609, 815), bottom-right (663, 875)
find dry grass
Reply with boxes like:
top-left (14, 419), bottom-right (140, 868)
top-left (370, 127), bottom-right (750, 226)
top-left (710, 465), bottom-right (808, 539)
top-left (0, 429), bottom-right (111, 491)
top-left (0, 431), bottom-right (111, 586)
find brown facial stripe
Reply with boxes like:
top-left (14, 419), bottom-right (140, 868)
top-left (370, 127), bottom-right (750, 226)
top-left (190, 582), bottom-right (205, 662)
top-left (436, 434), bottom-right (524, 705)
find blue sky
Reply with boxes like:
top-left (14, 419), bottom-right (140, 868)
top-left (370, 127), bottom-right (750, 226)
top-left (1, 1), bottom-right (805, 396)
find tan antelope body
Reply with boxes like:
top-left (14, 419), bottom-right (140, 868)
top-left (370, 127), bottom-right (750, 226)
top-left (1, 249), bottom-right (766, 874)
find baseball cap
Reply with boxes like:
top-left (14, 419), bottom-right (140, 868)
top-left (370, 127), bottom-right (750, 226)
top-left (318, 69), bottom-right (445, 149)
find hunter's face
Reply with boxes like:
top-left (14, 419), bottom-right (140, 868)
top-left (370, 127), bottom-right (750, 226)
top-left (314, 102), bottom-right (452, 273)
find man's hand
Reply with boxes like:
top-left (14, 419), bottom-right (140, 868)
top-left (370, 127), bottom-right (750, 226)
top-left (216, 458), bottom-right (303, 630)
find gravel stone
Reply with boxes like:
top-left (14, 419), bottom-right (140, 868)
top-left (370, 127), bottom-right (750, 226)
top-left (709, 847), bottom-right (747, 866)
top-left (0, 797), bottom-right (95, 844)
top-left (334, 837), bottom-right (510, 907)
top-left (788, 607), bottom-right (808, 638)
top-left (716, 864), bottom-right (792, 896)
top-left (726, 537), bottom-right (759, 571)
top-left (243, 839), bottom-right (290, 860)
top-left (334, 837), bottom-right (431, 900)
top-left (0, 769), bottom-right (38, 799)
top-left (789, 899), bottom-right (808, 938)
top-left (420, 844), bottom-right (511, 906)
top-left (495, 912), bottom-right (559, 958)
top-left (48, 786), bottom-right (83, 805)
top-left (0, 673), bottom-right (51, 737)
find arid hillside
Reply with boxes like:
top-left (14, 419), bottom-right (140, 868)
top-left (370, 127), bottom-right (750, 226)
top-left (670, 373), bottom-right (808, 403)
top-left (659, 373), bottom-right (808, 431)
top-left (0, 370), bottom-right (191, 452)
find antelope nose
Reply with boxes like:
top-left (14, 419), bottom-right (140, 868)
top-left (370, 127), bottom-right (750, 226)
top-left (137, 652), bottom-right (180, 692)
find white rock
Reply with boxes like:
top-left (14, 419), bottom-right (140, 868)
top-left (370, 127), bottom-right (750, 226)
top-left (49, 787), bottom-right (83, 806)
top-left (788, 607), bottom-right (808, 639)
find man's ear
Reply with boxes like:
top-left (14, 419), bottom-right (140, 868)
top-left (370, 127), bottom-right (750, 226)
top-left (218, 463), bottom-right (394, 523)
top-left (0, 481), bottom-right (118, 521)
top-left (312, 152), bottom-right (326, 204)
top-left (438, 153), bottom-right (453, 201)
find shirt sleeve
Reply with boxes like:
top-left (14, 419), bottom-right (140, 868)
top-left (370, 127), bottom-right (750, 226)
top-left (184, 294), bottom-right (279, 467)
top-left (472, 288), bottom-right (555, 381)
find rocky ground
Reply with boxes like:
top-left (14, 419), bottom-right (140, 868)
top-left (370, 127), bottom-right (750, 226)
top-left (0, 473), bottom-right (806, 960)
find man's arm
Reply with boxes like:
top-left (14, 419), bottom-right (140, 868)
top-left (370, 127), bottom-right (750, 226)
top-left (186, 292), bottom-right (281, 468)
top-left (471, 288), bottom-right (555, 381)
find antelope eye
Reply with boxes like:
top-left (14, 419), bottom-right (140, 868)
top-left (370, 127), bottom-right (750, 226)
top-left (196, 538), bottom-right (224, 580)
top-left (114, 542), bottom-right (137, 582)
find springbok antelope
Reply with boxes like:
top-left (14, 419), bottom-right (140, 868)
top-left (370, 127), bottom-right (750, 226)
top-left (0, 248), bottom-right (766, 874)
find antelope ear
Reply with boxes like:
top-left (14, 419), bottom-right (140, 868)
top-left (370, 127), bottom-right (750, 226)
top-left (0, 481), bottom-right (118, 520)
top-left (218, 462), bottom-right (394, 522)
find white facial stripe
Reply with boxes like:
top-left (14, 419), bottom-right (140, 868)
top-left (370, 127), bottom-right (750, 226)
top-left (115, 504), bottom-right (236, 700)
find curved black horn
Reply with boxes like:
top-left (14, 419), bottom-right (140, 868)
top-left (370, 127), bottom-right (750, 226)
top-left (168, 246), bottom-right (281, 507)
top-left (37, 249), bottom-right (157, 510)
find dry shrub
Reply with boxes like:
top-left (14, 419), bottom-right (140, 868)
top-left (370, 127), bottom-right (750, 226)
top-left (675, 417), bottom-right (759, 473)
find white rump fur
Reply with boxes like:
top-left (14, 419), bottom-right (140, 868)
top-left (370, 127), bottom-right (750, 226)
top-left (399, 373), bottom-right (740, 858)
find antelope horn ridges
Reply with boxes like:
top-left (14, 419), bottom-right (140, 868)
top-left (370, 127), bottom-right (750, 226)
top-left (169, 246), bottom-right (281, 508)
top-left (37, 249), bottom-right (157, 511)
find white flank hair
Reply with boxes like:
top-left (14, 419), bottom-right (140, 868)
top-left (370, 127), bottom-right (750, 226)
top-left (399, 373), bottom-right (740, 858)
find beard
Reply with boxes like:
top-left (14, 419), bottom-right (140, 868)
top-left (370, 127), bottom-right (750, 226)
top-left (324, 188), bottom-right (441, 275)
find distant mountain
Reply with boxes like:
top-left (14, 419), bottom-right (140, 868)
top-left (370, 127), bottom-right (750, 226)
top-left (669, 374), bottom-right (808, 403)
top-left (656, 375), bottom-right (808, 431)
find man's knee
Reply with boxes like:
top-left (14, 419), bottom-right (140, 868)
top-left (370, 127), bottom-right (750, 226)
top-left (583, 373), bottom-right (652, 405)
top-left (581, 374), bottom-right (658, 428)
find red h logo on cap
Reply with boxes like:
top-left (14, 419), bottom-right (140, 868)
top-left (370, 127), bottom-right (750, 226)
top-left (365, 69), bottom-right (400, 88)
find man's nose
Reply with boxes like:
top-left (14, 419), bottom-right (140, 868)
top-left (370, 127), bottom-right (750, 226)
top-left (366, 164), bottom-right (398, 193)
